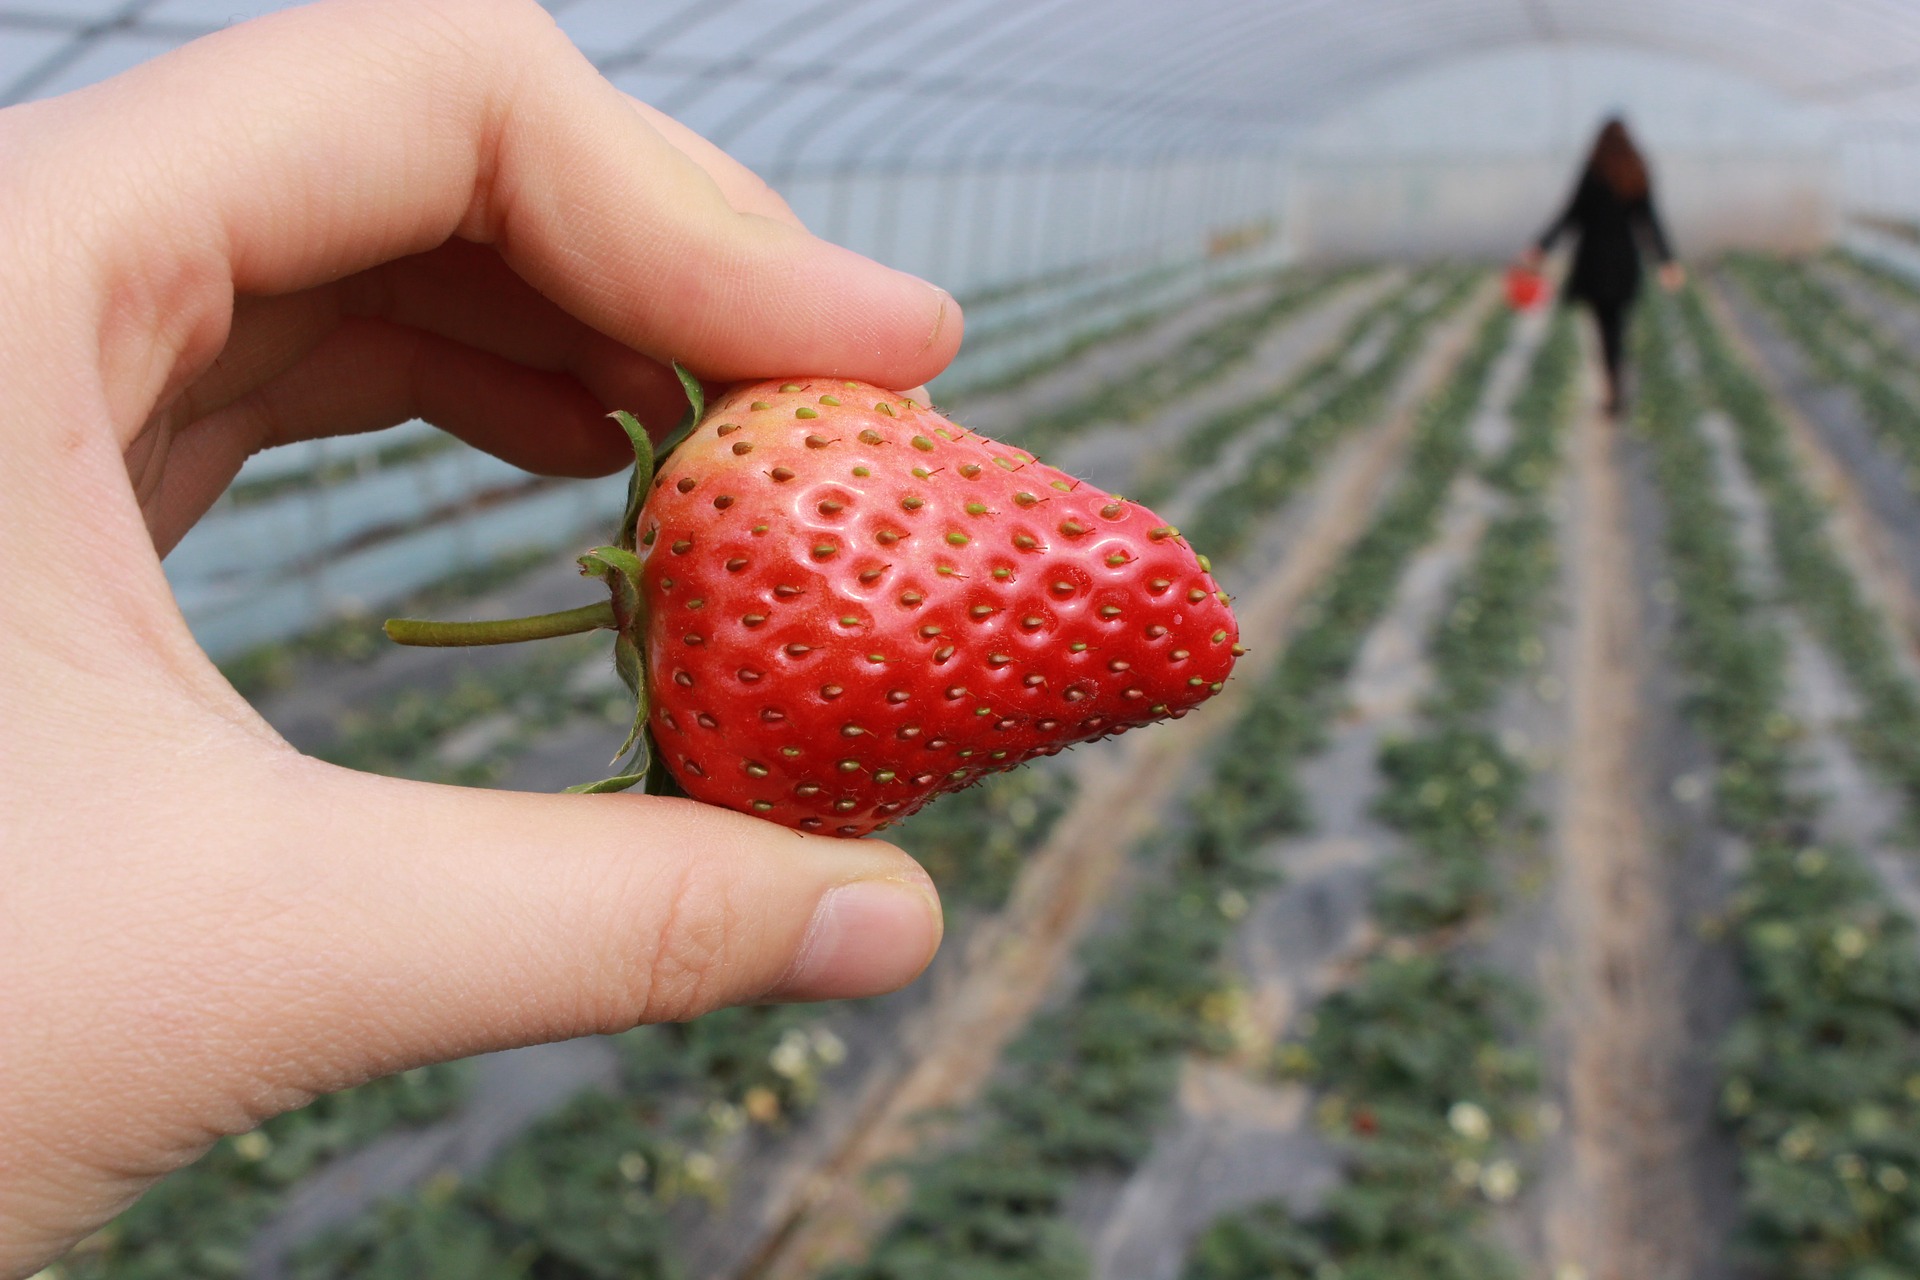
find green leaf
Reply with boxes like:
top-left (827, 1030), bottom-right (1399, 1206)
top-left (606, 634), bottom-right (649, 765)
top-left (644, 729), bottom-right (688, 799)
top-left (653, 362), bottom-right (705, 463)
top-left (572, 546), bottom-right (653, 791)
top-left (610, 411), bottom-right (655, 554)
top-left (577, 546), bottom-right (644, 633)
top-left (563, 772), bottom-right (647, 796)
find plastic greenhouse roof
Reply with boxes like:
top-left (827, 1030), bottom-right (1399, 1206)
top-left (5, 0), bottom-right (1920, 169)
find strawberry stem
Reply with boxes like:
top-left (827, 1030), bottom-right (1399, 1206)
top-left (384, 601), bottom-right (616, 647)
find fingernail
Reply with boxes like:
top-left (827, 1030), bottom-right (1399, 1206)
top-left (918, 285), bottom-right (954, 355)
top-left (774, 876), bottom-right (943, 1002)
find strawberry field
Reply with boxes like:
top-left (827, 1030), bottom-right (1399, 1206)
top-left (60, 243), bottom-right (1920, 1280)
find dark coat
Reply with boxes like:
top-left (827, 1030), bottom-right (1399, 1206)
top-left (1536, 173), bottom-right (1674, 306)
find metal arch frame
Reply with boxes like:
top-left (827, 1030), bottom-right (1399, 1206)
top-left (697, 0), bottom-right (1038, 152)
top-left (0, 0), bottom-right (165, 106)
top-left (754, 0), bottom-right (1316, 283)
top-left (764, 0), bottom-right (1322, 182)
top-left (12, 0), bottom-right (1920, 175)
top-left (673, 0), bottom-right (1920, 176)
top-left (586, 0), bottom-right (755, 83)
top-left (856, 0), bottom-right (1528, 171)
top-left (742, 0), bottom-right (1270, 181)
top-left (1545, 0), bottom-right (1920, 103)
top-left (762, 0), bottom-right (1560, 178)
top-left (642, 0), bottom-right (896, 120)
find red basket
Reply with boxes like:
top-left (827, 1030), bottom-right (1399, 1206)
top-left (1505, 265), bottom-right (1548, 311)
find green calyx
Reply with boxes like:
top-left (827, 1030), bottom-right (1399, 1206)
top-left (383, 362), bottom-right (706, 797)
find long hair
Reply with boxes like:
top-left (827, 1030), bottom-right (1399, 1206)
top-left (1585, 118), bottom-right (1650, 201)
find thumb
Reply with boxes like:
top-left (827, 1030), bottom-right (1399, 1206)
top-left (215, 758), bottom-right (944, 1093)
top-left (0, 738), bottom-right (944, 1269)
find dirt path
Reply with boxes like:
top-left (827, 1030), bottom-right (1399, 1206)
top-left (1532, 298), bottom-right (1776, 1275)
top-left (734, 282), bottom-right (1501, 1280)
top-left (1538, 379), bottom-right (1713, 1280)
top-left (1081, 299), bottom-right (1547, 1280)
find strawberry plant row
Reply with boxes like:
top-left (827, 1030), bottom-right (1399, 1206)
top-left (938, 267), bottom-right (1212, 400)
top-left (1678, 285), bottom-right (1920, 835)
top-left (1178, 268), bottom-right (1483, 563)
top-left (61, 1065), bottom-right (469, 1280)
top-left (1725, 255), bottom-right (1920, 497)
top-left (1130, 264), bottom-right (1470, 508)
top-left (1636, 288), bottom-right (1920, 1277)
top-left (1182, 308), bottom-right (1577, 1280)
top-left (1009, 265), bottom-right (1375, 454)
top-left (835, 304), bottom-right (1518, 1280)
top-left (947, 258), bottom-right (1199, 370)
top-left (944, 261), bottom-right (1295, 405)
top-left (291, 1006), bottom-right (853, 1280)
top-left (1838, 248), bottom-right (1920, 318)
top-left (950, 254), bottom-right (1335, 404)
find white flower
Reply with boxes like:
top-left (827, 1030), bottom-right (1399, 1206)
top-left (232, 1131), bottom-right (273, 1162)
top-left (769, 1029), bottom-right (812, 1079)
top-left (1448, 1101), bottom-right (1492, 1142)
top-left (706, 1101), bottom-right (745, 1135)
top-left (1833, 925), bottom-right (1869, 959)
top-left (1778, 1127), bottom-right (1817, 1162)
top-left (1877, 1165), bottom-right (1909, 1194)
top-left (618, 1152), bottom-right (649, 1183)
top-left (682, 1151), bottom-right (720, 1184)
top-left (1217, 888), bottom-right (1249, 920)
top-left (1480, 1158), bottom-right (1520, 1203)
top-left (809, 1026), bottom-right (847, 1066)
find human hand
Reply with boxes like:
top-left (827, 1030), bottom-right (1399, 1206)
top-left (0, 2), bottom-right (959, 1273)
top-left (1660, 260), bottom-right (1688, 292)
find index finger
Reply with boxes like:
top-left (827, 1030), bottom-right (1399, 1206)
top-left (18, 0), bottom-right (960, 430)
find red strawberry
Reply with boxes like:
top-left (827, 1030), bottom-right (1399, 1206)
top-left (633, 378), bottom-right (1239, 837)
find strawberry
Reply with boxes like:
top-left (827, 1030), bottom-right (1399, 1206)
top-left (387, 372), bottom-right (1240, 838)
top-left (633, 379), bottom-right (1238, 836)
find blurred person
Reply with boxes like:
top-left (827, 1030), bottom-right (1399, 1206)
top-left (1520, 117), bottom-right (1685, 414)
top-left (0, 2), bottom-right (962, 1275)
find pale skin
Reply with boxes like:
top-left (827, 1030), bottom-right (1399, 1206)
top-left (0, 1), bottom-right (962, 1274)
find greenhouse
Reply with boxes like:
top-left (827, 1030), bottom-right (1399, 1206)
top-left (11, 0), bottom-right (1920, 1277)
